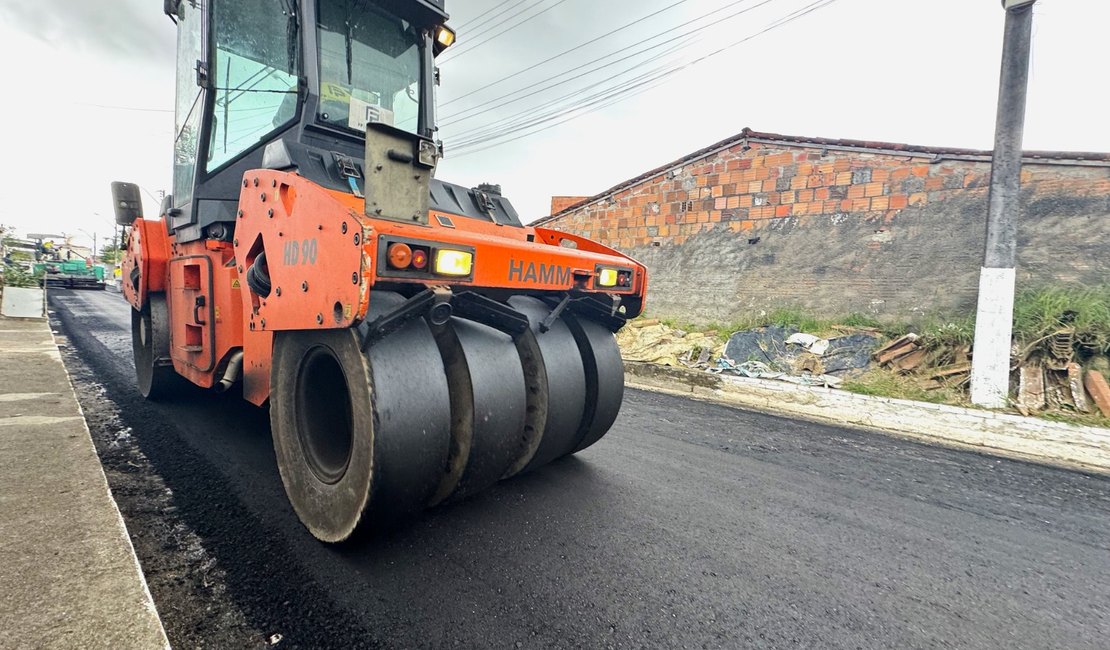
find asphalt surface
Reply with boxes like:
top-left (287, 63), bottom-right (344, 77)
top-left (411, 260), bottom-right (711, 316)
top-left (51, 289), bottom-right (1110, 649)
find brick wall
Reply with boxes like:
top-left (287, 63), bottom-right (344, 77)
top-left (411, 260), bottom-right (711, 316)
top-left (542, 134), bottom-right (1110, 324)
top-left (549, 196), bottom-right (590, 215)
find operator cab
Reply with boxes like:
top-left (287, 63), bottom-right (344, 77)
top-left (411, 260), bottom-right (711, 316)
top-left (163, 0), bottom-right (518, 244)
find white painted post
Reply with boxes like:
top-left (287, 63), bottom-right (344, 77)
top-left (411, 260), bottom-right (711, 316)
top-left (970, 0), bottom-right (1036, 408)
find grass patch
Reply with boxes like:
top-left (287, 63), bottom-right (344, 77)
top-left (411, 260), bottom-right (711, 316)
top-left (1039, 410), bottom-right (1110, 429)
top-left (840, 369), bottom-right (962, 405)
top-left (919, 316), bottom-right (976, 350)
top-left (1013, 285), bottom-right (1110, 353)
top-left (654, 309), bottom-right (913, 343)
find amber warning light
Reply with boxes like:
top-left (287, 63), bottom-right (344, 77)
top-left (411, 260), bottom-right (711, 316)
top-left (435, 250), bottom-right (473, 276)
top-left (388, 243), bottom-right (412, 269)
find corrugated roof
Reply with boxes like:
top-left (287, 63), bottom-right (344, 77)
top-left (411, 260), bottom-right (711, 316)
top-left (534, 127), bottom-right (1110, 224)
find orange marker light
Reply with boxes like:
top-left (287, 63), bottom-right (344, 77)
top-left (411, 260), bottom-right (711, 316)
top-left (411, 248), bottom-right (429, 269)
top-left (388, 242), bottom-right (413, 269)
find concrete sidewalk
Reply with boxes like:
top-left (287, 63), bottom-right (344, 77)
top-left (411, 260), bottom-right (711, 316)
top-left (0, 314), bottom-right (168, 649)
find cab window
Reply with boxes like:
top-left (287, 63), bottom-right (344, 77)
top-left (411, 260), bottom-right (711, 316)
top-left (207, 0), bottom-right (301, 172)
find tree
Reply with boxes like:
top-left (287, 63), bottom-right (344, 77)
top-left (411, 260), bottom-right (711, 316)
top-left (100, 241), bottom-right (123, 265)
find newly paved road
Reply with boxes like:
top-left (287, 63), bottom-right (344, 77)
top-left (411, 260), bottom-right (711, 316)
top-left (52, 289), bottom-right (1110, 649)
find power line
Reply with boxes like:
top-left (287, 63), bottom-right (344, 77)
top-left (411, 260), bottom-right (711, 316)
top-left (439, 0), bottom-right (691, 107)
top-left (438, 0), bottom-right (573, 63)
top-left (440, 0), bottom-right (778, 125)
top-left (448, 0), bottom-right (836, 152)
top-left (446, 41), bottom-right (689, 147)
top-left (447, 79), bottom-right (669, 159)
top-left (444, 0), bottom-right (822, 144)
top-left (446, 0), bottom-right (839, 155)
top-left (447, 49), bottom-right (684, 150)
top-left (76, 102), bottom-right (173, 113)
top-left (454, 0), bottom-right (523, 31)
top-left (445, 0), bottom-right (545, 54)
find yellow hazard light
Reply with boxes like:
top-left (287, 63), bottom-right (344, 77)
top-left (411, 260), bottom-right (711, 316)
top-left (598, 268), bottom-right (619, 287)
top-left (436, 27), bottom-right (456, 48)
top-left (435, 25), bottom-right (456, 50)
top-left (435, 249), bottom-right (473, 276)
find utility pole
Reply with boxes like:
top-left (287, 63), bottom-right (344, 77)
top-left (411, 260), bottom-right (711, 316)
top-left (969, 0), bottom-right (1036, 408)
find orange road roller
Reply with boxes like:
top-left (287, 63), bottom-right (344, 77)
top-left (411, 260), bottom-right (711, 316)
top-left (112, 0), bottom-right (646, 542)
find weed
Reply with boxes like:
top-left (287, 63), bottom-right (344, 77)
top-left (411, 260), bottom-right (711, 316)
top-left (921, 317), bottom-right (976, 350)
top-left (842, 312), bottom-right (883, 329)
top-left (1039, 410), bottom-right (1110, 429)
top-left (0, 262), bottom-right (41, 289)
top-left (841, 370), bottom-right (962, 405)
top-left (1013, 285), bottom-right (1110, 353)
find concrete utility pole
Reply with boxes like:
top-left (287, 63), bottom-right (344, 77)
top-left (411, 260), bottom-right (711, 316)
top-left (970, 0), bottom-right (1036, 408)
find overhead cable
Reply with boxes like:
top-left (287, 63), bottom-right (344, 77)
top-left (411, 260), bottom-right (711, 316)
top-left (440, 0), bottom-right (778, 125)
top-left (437, 0), bottom-right (574, 63)
top-left (445, 0), bottom-right (839, 156)
top-left (439, 0), bottom-right (691, 106)
top-left (454, 0), bottom-right (524, 32)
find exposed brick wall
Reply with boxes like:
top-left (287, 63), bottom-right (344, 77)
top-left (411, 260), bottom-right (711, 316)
top-left (550, 196), bottom-right (590, 215)
top-left (543, 139), bottom-right (1110, 323)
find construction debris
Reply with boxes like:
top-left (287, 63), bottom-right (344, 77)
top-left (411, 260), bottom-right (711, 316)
top-left (617, 322), bottom-right (724, 369)
top-left (722, 326), bottom-right (796, 372)
top-left (823, 334), bottom-right (883, 374)
top-left (619, 314), bottom-right (1108, 424)
top-left (873, 334), bottom-right (919, 367)
top-left (918, 363), bottom-right (972, 391)
top-left (1067, 363), bottom-right (1091, 414)
top-left (1016, 364), bottom-right (1046, 413)
top-left (1083, 370), bottom-right (1110, 418)
top-left (712, 358), bottom-right (843, 388)
top-left (713, 326), bottom-right (879, 386)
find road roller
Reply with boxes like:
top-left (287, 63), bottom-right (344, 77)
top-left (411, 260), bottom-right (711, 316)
top-left (111, 0), bottom-right (647, 542)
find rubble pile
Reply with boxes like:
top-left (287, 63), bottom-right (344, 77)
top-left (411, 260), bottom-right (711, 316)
top-left (872, 334), bottom-right (972, 391)
top-left (1009, 327), bottom-right (1110, 418)
top-left (618, 314), bottom-right (1110, 421)
top-left (616, 320), bottom-right (725, 369)
top-left (712, 325), bottom-right (882, 388)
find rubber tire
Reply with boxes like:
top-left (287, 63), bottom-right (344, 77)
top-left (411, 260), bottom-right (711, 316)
top-left (270, 302), bottom-right (452, 543)
top-left (270, 328), bottom-right (376, 543)
top-left (505, 296), bottom-right (586, 476)
top-left (429, 317), bottom-right (527, 505)
top-left (131, 295), bottom-right (183, 399)
top-left (565, 314), bottom-right (625, 453)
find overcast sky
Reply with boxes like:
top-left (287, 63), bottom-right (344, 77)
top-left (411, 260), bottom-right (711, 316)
top-left (1, 0), bottom-right (1107, 248)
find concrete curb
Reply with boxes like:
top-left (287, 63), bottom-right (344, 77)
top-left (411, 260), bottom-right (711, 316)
top-left (625, 361), bottom-right (1110, 476)
top-left (49, 324), bottom-right (172, 649)
top-left (0, 316), bottom-right (170, 649)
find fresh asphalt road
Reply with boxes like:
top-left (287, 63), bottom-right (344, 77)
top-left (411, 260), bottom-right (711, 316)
top-left (51, 289), bottom-right (1110, 649)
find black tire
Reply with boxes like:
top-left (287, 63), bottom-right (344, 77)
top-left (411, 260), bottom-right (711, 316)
top-left (564, 314), bottom-right (625, 453)
top-left (132, 295), bottom-right (184, 399)
top-left (270, 329), bottom-right (375, 543)
top-left (429, 317), bottom-right (527, 505)
top-left (270, 292), bottom-right (451, 543)
top-left (504, 296), bottom-right (586, 477)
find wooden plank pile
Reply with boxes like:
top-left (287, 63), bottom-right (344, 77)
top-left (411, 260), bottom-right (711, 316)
top-left (872, 334), bottom-right (972, 391)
